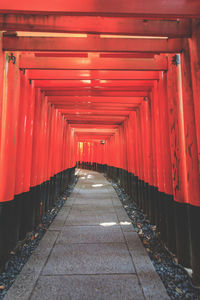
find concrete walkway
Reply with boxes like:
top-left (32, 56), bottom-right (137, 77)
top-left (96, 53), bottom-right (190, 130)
top-left (5, 170), bottom-right (169, 300)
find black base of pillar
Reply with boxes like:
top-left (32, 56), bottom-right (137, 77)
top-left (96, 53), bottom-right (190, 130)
top-left (164, 195), bottom-right (176, 254)
top-left (173, 201), bottom-right (191, 267)
top-left (188, 205), bottom-right (200, 286)
top-left (0, 166), bottom-right (76, 270)
top-left (0, 197), bottom-right (21, 267)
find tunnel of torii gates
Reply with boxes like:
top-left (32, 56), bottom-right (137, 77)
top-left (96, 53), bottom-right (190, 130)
top-left (0, 0), bottom-right (200, 286)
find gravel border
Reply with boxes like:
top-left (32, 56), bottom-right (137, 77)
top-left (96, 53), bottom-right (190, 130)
top-left (0, 176), bottom-right (78, 299)
top-left (108, 179), bottom-right (200, 300)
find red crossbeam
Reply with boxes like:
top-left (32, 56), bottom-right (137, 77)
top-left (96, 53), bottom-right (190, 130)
top-left (3, 36), bottom-right (184, 53)
top-left (19, 55), bottom-right (168, 70)
top-left (0, 15), bottom-right (191, 36)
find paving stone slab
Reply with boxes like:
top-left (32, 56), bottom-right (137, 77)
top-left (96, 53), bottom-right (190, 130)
top-left (124, 231), bottom-right (170, 300)
top-left (42, 242), bottom-right (136, 275)
top-left (73, 198), bottom-right (113, 206)
top-left (74, 193), bottom-right (111, 200)
top-left (30, 274), bottom-right (145, 300)
top-left (69, 204), bottom-right (115, 212)
top-left (57, 225), bottom-right (125, 244)
top-left (65, 211), bottom-right (118, 226)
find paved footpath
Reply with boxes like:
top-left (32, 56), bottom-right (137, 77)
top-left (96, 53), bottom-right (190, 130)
top-left (5, 170), bottom-right (169, 300)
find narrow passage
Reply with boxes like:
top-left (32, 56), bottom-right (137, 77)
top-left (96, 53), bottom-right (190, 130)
top-left (5, 170), bottom-right (169, 300)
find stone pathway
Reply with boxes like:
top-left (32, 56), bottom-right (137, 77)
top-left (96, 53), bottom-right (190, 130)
top-left (4, 170), bottom-right (169, 300)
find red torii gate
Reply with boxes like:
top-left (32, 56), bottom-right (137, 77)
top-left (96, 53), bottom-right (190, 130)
top-left (0, 1), bottom-right (200, 286)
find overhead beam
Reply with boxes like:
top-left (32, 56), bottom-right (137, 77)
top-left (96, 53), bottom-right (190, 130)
top-left (28, 70), bottom-right (160, 80)
top-left (0, 1), bottom-right (199, 18)
top-left (68, 120), bottom-right (122, 125)
top-left (47, 96), bottom-right (143, 103)
top-left (77, 138), bottom-right (109, 142)
top-left (0, 15), bottom-right (191, 37)
top-left (19, 55), bottom-right (168, 70)
top-left (44, 90), bottom-right (149, 97)
top-left (74, 128), bottom-right (117, 132)
top-left (3, 36), bottom-right (184, 53)
top-left (76, 133), bottom-right (114, 136)
top-left (75, 135), bottom-right (114, 140)
top-left (72, 124), bottom-right (119, 129)
top-left (55, 105), bottom-right (138, 110)
top-left (34, 79), bottom-right (155, 88)
top-left (64, 115), bottom-right (126, 121)
top-left (62, 112), bottom-right (129, 117)
top-left (59, 110), bottom-right (130, 115)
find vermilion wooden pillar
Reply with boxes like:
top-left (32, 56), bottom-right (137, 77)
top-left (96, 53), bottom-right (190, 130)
top-left (136, 108), bottom-right (144, 209)
top-left (23, 79), bottom-right (35, 193)
top-left (181, 39), bottom-right (200, 285)
top-left (15, 70), bottom-right (29, 196)
top-left (0, 33), bottom-right (4, 154)
top-left (0, 53), bottom-right (20, 202)
top-left (166, 53), bottom-right (191, 264)
top-left (149, 86), bottom-right (160, 227)
top-left (188, 20), bottom-right (200, 173)
top-left (0, 52), bottom-right (21, 259)
top-left (157, 72), bottom-right (174, 247)
top-left (139, 102), bottom-right (146, 211)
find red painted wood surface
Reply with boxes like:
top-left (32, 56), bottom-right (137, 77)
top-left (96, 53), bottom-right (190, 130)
top-left (0, 15), bottom-right (192, 36)
top-left (0, 0), bottom-right (200, 18)
top-left (3, 36), bottom-right (184, 53)
top-left (0, 7), bottom-right (199, 211)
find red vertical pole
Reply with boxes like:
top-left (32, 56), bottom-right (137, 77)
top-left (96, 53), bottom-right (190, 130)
top-left (0, 52), bottom-right (21, 255)
top-left (136, 108), bottom-right (144, 208)
top-left (0, 53), bottom-right (20, 202)
top-left (0, 33), bottom-right (5, 153)
top-left (181, 40), bottom-right (200, 284)
top-left (30, 88), bottom-right (41, 188)
top-left (15, 70), bottom-right (28, 195)
top-left (23, 79), bottom-right (36, 193)
top-left (188, 20), bottom-right (200, 172)
top-left (166, 53), bottom-right (191, 264)
top-left (157, 72), bottom-right (174, 244)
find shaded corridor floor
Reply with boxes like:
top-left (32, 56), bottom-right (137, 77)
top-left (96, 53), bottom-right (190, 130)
top-left (4, 170), bottom-right (169, 300)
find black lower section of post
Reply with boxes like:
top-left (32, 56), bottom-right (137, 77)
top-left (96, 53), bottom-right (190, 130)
top-left (189, 205), bottom-right (200, 286)
top-left (0, 166), bottom-right (75, 270)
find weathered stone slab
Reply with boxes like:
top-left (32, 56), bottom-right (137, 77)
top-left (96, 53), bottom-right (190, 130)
top-left (30, 274), bottom-right (145, 300)
top-left (42, 242), bottom-right (135, 275)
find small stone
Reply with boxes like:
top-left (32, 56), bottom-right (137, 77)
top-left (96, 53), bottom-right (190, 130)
top-left (143, 240), bottom-right (149, 246)
top-left (175, 287), bottom-right (183, 294)
top-left (138, 229), bottom-right (143, 236)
